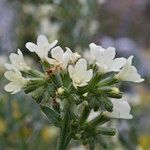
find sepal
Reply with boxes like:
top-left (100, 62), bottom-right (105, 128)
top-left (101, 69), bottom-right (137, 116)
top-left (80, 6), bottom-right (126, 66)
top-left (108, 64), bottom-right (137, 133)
top-left (23, 79), bottom-right (46, 94)
top-left (96, 127), bottom-right (116, 136)
top-left (31, 86), bottom-right (45, 103)
top-left (107, 87), bottom-right (123, 98)
top-left (101, 96), bottom-right (113, 112)
top-left (25, 69), bottom-right (45, 78)
top-left (99, 75), bottom-right (118, 87)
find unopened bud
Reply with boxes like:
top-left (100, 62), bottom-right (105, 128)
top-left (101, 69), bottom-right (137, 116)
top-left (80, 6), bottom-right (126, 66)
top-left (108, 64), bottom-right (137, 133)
top-left (57, 87), bottom-right (65, 95)
top-left (108, 87), bottom-right (122, 98)
top-left (111, 87), bottom-right (120, 94)
top-left (83, 92), bottom-right (88, 97)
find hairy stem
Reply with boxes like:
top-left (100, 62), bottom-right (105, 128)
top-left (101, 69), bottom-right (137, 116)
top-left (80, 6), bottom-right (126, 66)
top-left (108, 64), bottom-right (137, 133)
top-left (56, 105), bottom-right (71, 150)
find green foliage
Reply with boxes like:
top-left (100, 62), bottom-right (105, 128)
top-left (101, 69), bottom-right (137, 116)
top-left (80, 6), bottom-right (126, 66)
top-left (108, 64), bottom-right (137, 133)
top-left (41, 105), bottom-right (61, 127)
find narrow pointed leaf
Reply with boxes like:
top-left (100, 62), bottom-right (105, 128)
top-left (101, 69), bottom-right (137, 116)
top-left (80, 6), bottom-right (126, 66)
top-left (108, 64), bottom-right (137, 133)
top-left (41, 105), bottom-right (61, 127)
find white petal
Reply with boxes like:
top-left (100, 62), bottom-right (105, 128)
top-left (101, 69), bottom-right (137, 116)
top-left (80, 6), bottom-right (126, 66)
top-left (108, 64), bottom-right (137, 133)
top-left (75, 58), bottom-right (87, 73)
top-left (26, 42), bottom-right (38, 52)
top-left (104, 47), bottom-right (116, 61)
top-left (4, 70), bottom-right (22, 81)
top-left (9, 52), bottom-right (24, 64)
top-left (49, 40), bottom-right (58, 49)
top-left (118, 65), bottom-right (144, 83)
top-left (65, 47), bottom-right (72, 54)
top-left (5, 64), bottom-right (16, 70)
top-left (62, 47), bottom-right (72, 67)
top-left (68, 58), bottom-right (93, 88)
top-left (89, 43), bottom-right (96, 48)
top-left (72, 80), bottom-right (87, 89)
top-left (109, 57), bottom-right (126, 72)
top-left (4, 71), bottom-right (15, 81)
top-left (127, 55), bottom-right (134, 65)
top-left (84, 69), bottom-right (93, 82)
top-left (68, 65), bottom-right (74, 79)
top-left (89, 43), bottom-right (101, 49)
top-left (89, 43), bottom-right (103, 62)
top-left (106, 99), bottom-right (133, 119)
top-left (37, 35), bottom-right (49, 46)
top-left (51, 46), bottom-right (64, 61)
top-left (4, 82), bottom-right (21, 94)
top-left (17, 49), bottom-right (23, 57)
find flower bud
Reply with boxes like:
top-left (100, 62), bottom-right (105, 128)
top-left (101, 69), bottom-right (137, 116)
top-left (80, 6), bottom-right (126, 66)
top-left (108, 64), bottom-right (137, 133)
top-left (87, 113), bottom-right (110, 127)
top-left (96, 127), bottom-right (116, 136)
top-left (101, 97), bottom-right (113, 112)
top-left (83, 92), bottom-right (88, 97)
top-left (107, 87), bottom-right (122, 98)
top-left (31, 87), bottom-right (45, 103)
top-left (99, 75), bottom-right (118, 87)
top-left (23, 79), bottom-right (46, 94)
top-left (57, 87), bottom-right (65, 95)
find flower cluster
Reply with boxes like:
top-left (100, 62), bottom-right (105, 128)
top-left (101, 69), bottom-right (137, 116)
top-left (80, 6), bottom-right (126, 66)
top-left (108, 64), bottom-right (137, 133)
top-left (4, 35), bottom-right (144, 149)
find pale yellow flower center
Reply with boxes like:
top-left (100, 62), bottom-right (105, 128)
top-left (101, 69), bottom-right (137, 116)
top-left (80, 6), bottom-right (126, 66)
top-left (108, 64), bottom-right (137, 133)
top-left (74, 76), bottom-right (83, 84)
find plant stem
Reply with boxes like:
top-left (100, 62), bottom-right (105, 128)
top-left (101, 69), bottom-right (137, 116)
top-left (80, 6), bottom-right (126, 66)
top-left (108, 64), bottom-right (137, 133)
top-left (56, 105), bottom-right (71, 150)
top-left (79, 104), bottom-right (90, 125)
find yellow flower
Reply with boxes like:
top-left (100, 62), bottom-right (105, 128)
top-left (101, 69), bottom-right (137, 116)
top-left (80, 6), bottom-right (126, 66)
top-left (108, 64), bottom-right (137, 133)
top-left (41, 126), bottom-right (58, 142)
top-left (12, 101), bottom-right (21, 119)
top-left (20, 126), bottom-right (33, 138)
top-left (138, 135), bottom-right (150, 150)
top-left (0, 118), bottom-right (7, 135)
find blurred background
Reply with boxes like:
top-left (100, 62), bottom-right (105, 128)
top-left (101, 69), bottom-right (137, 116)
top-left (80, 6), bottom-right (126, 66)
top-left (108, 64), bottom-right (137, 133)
top-left (0, 0), bottom-right (150, 149)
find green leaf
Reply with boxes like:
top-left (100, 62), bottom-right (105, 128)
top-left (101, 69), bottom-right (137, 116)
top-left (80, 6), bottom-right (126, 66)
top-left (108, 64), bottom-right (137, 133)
top-left (41, 105), bottom-right (61, 127)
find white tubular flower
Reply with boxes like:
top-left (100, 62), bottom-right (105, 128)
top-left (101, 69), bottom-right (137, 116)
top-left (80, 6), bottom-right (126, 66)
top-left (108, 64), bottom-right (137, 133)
top-left (47, 46), bottom-right (69, 69)
top-left (65, 47), bottom-right (81, 64)
top-left (4, 70), bottom-right (27, 94)
top-left (117, 56), bottom-right (144, 83)
top-left (105, 99), bottom-right (133, 119)
top-left (89, 43), bottom-right (126, 73)
top-left (5, 49), bottom-right (30, 71)
top-left (47, 46), bottom-right (81, 69)
top-left (68, 58), bottom-right (93, 89)
top-left (25, 34), bottom-right (58, 60)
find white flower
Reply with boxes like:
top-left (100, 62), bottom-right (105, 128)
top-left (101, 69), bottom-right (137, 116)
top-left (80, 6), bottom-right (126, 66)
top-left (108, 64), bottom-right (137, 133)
top-left (89, 43), bottom-right (126, 73)
top-left (65, 47), bottom-right (81, 64)
top-left (117, 56), bottom-right (144, 83)
top-left (4, 70), bottom-right (27, 94)
top-left (47, 46), bottom-right (81, 69)
top-left (5, 49), bottom-right (30, 71)
top-left (104, 99), bottom-right (133, 119)
top-left (25, 34), bottom-right (58, 60)
top-left (68, 58), bottom-right (93, 88)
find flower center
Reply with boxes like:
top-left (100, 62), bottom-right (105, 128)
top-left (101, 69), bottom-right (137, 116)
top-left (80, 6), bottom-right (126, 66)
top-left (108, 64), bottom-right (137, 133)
top-left (74, 76), bottom-right (82, 84)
